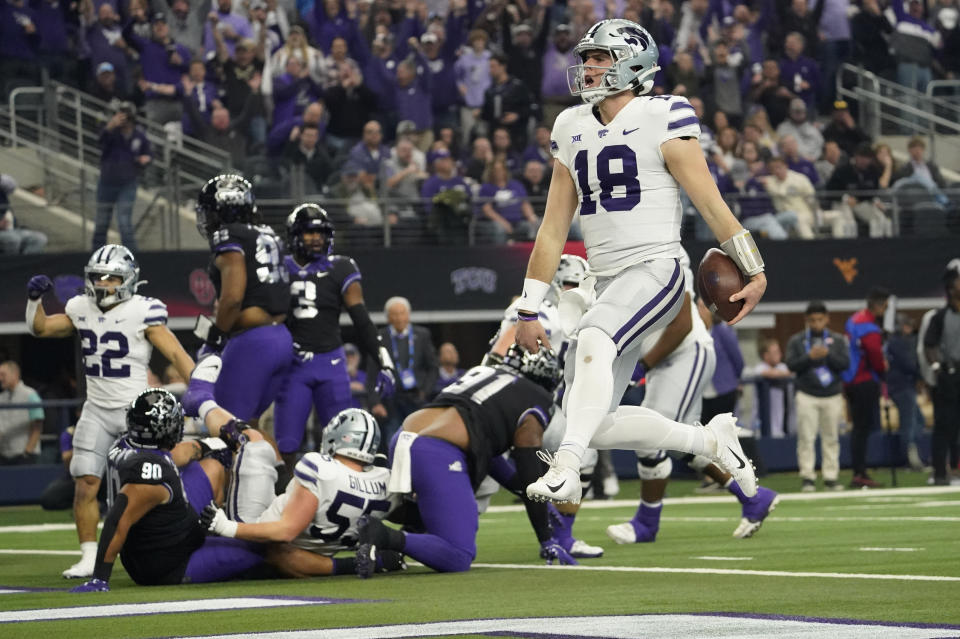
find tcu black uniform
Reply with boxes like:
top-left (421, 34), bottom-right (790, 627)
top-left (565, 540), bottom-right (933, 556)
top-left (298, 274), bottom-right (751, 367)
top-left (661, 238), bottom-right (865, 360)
top-left (371, 363), bottom-right (555, 573)
top-left (106, 445), bottom-right (204, 585)
top-left (273, 203), bottom-right (395, 457)
top-left (428, 366), bottom-right (553, 489)
top-left (205, 221), bottom-right (294, 420)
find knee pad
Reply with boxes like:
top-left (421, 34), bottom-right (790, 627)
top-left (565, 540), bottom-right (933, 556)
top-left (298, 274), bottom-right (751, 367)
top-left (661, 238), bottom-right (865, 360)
top-left (687, 454), bottom-right (712, 472)
top-left (636, 452), bottom-right (672, 480)
top-left (227, 440), bottom-right (278, 522)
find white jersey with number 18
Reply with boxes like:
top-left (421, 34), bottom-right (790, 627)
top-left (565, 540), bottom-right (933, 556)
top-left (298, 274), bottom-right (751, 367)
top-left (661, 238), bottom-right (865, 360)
top-left (550, 95), bottom-right (701, 273)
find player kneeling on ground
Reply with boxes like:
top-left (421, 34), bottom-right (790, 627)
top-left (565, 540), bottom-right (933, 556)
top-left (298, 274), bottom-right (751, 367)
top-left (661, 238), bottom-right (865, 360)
top-left (72, 389), bottom-right (265, 591)
top-left (202, 407), bottom-right (404, 577)
top-left (354, 345), bottom-right (576, 577)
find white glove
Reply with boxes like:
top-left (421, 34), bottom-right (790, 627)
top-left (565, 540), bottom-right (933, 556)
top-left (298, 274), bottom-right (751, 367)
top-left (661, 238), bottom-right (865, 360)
top-left (201, 501), bottom-right (238, 538)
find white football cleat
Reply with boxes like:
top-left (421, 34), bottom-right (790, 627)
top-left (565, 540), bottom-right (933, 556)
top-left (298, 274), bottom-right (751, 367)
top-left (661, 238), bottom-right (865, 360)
top-left (62, 558), bottom-right (95, 579)
top-left (605, 522), bottom-right (637, 545)
top-left (569, 539), bottom-right (604, 558)
top-left (704, 413), bottom-right (757, 498)
top-left (526, 451), bottom-right (582, 504)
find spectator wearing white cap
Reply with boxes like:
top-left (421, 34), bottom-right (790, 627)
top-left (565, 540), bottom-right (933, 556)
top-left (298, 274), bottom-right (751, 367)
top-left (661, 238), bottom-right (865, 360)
top-left (0, 175), bottom-right (48, 255)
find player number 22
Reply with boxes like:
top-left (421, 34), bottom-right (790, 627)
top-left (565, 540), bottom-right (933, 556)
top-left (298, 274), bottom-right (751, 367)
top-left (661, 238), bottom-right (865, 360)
top-left (573, 144), bottom-right (642, 216)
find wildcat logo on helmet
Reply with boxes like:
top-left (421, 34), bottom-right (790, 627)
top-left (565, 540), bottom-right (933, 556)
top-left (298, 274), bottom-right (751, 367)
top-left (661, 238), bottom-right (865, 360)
top-left (617, 25), bottom-right (651, 49)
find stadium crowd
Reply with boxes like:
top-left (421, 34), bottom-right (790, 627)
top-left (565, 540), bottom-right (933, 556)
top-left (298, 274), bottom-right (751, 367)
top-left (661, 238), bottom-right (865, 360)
top-left (2, 0), bottom-right (960, 251)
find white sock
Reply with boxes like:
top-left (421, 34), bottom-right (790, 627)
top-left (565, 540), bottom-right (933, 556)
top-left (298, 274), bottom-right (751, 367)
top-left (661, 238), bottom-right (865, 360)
top-left (640, 500), bottom-right (662, 509)
top-left (590, 405), bottom-right (715, 456)
top-left (561, 327), bottom-right (617, 456)
top-left (80, 541), bottom-right (98, 562)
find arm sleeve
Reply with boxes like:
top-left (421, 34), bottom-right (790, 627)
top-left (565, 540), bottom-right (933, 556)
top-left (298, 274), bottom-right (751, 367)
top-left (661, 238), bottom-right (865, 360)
top-left (512, 447), bottom-right (551, 543)
top-left (347, 303), bottom-right (381, 365)
top-left (861, 331), bottom-right (887, 376)
top-left (827, 334), bottom-right (851, 372)
top-left (784, 335), bottom-right (811, 373)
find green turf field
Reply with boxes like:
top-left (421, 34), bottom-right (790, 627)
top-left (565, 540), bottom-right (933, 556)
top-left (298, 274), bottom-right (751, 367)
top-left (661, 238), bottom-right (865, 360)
top-left (2, 471), bottom-right (959, 638)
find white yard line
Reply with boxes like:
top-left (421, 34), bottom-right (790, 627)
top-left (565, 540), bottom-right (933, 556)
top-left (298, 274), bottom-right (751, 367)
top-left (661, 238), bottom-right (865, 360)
top-left (859, 547), bottom-right (924, 552)
top-left (485, 486), bottom-right (960, 513)
top-left (0, 549), bottom-right (80, 556)
top-left (0, 598), bottom-right (326, 624)
top-left (692, 556), bottom-right (754, 561)
top-left (470, 562), bottom-right (960, 582)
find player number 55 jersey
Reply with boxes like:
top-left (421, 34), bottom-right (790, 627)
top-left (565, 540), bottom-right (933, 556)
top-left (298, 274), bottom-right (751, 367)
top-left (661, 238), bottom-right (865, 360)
top-left (65, 294), bottom-right (166, 410)
top-left (257, 452), bottom-right (396, 554)
top-left (550, 96), bottom-right (700, 272)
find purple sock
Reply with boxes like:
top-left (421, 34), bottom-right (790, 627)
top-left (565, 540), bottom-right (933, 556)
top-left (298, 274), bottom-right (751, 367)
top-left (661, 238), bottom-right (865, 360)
top-left (635, 501), bottom-right (662, 532)
top-left (547, 503), bottom-right (575, 545)
top-left (403, 532), bottom-right (473, 573)
top-left (727, 479), bottom-right (749, 505)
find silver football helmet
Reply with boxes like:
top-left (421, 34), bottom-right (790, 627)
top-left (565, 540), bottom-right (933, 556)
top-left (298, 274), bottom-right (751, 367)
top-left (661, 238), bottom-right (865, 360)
top-left (553, 254), bottom-right (589, 292)
top-left (322, 408), bottom-right (381, 464)
top-left (567, 19), bottom-right (660, 105)
top-left (84, 244), bottom-right (142, 308)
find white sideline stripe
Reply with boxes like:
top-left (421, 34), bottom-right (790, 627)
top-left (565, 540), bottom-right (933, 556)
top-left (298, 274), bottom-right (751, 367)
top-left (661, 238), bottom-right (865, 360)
top-left (470, 562), bottom-right (960, 582)
top-left (693, 556), bottom-right (753, 561)
top-left (0, 590), bottom-right (28, 595)
top-left (0, 523), bottom-right (103, 534)
top-left (859, 547), bottom-right (924, 552)
top-left (485, 485), bottom-right (960, 513)
top-left (0, 597), bottom-right (321, 624)
top-left (0, 549), bottom-right (80, 556)
top-left (584, 515), bottom-right (960, 523)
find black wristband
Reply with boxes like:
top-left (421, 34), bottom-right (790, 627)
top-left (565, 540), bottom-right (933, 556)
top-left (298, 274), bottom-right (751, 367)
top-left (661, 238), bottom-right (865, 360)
top-left (517, 310), bottom-right (539, 322)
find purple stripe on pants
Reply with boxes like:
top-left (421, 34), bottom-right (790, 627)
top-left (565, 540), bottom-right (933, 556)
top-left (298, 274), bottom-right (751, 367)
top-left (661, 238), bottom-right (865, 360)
top-left (612, 259), bottom-right (682, 344)
top-left (396, 435), bottom-right (477, 572)
top-left (675, 343), bottom-right (702, 421)
top-left (618, 278), bottom-right (686, 354)
top-left (216, 323), bottom-right (294, 420)
top-left (180, 461), bottom-right (214, 517)
top-left (274, 346), bottom-right (352, 454)
top-left (183, 537), bottom-right (265, 583)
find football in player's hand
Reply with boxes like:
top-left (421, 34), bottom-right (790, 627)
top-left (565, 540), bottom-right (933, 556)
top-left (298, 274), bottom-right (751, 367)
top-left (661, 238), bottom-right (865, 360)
top-left (697, 248), bottom-right (745, 323)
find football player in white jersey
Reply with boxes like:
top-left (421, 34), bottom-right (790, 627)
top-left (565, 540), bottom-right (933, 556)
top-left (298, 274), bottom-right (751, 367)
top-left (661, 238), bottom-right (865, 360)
top-left (25, 245), bottom-right (195, 578)
top-left (515, 19), bottom-right (766, 504)
top-left (605, 251), bottom-right (780, 544)
top-left (201, 407), bottom-right (402, 577)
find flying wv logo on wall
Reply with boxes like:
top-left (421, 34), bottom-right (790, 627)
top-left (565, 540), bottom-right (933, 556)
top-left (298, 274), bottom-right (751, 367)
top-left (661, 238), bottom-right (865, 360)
top-left (833, 257), bottom-right (858, 284)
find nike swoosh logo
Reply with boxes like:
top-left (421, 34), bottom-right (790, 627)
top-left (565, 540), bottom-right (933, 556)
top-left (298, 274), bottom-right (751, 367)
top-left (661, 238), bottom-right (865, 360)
top-left (623, 128), bottom-right (639, 135)
top-left (727, 446), bottom-right (746, 469)
top-left (546, 479), bottom-right (566, 493)
top-left (331, 358), bottom-right (342, 365)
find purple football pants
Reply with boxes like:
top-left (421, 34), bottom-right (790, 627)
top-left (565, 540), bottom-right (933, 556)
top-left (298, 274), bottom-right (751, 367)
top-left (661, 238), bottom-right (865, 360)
top-left (274, 346), bottom-right (352, 454)
top-left (391, 434), bottom-right (478, 572)
top-left (183, 537), bottom-right (265, 583)
top-left (180, 460), bottom-right (215, 517)
top-left (216, 323), bottom-right (293, 420)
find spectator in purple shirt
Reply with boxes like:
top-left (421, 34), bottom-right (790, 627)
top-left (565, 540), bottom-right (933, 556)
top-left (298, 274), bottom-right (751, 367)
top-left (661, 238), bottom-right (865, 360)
top-left (308, 0), bottom-right (362, 55)
top-left (779, 32), bottom-right (821, 114)
top-left (701, 316), bottom-right (745, 423)
top-left (346, 120), bottom-right (390, 187)
top-left (421, 147), bottom-right (470, 242)
top-left (127, 12), bottom-right (191, 124)
top-left (0, 0), bottom-right (40, 91)
top-left (540, 24), bottom-right (578, 128)
top-left (84, 2), bottom-right (135, 96)
top-left (94, 102), bottom-right (150, 250)
top-left (382, 42), bottom-right (434, 145)
top-left (454, 28), bottom-right (491, 147)
top-left (520, 124), bottom-right (553, 170)
top-left (419, 28), bottom-right (462, 132)
top-left (476, 159), bottom-right (539, 245)
top-left (203, 0), bottom-right (253, 58)
top-left (272, 56), bottom-right (324, 129)
top-left (34, 0), bottom-right (74, 84)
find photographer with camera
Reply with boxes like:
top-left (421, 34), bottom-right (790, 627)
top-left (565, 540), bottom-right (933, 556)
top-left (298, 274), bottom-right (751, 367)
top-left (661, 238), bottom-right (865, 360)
top-left (786, 301), bottom-right (850, 491)
top-left (94, 102), bottom-right (151, 250)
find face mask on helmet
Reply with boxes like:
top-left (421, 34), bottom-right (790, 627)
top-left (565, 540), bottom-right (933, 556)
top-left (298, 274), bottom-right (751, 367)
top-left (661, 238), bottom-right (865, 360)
top-left (553, 254), bottom-right (588, 292)
top-left (500, 344), bottom-right (561, 392)
top-left (322, 408), bottom-right (381, 464)
top-left (286, 204), bottom-right (335, 261)
top-left (84, 244), bottom-right (141, 308)
top-left (567, 20), bottom-right (660, 105)
top-left (196, 173), bottom-right (257, 239)
top-left (125, 388), bottom-right (184, 450)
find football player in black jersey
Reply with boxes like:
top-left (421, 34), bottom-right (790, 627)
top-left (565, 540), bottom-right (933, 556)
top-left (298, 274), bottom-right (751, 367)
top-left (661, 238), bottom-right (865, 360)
top-left (273, 204), bottom-right (397, 469)
top-left (194, 173), bottom-right (294, 422)
top-left (71, 389), bottom-right (265, 591)
top-left (354, 345), bottom-right (578, 575)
